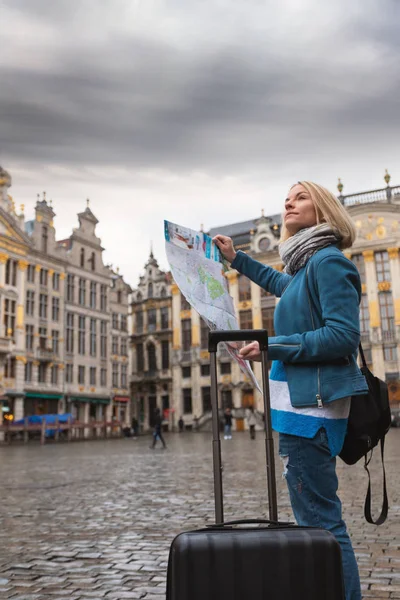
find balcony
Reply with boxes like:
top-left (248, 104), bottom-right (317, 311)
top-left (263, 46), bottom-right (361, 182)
top-left (0, 336), bottom-right (12, 356)
top-left (37, 347), bottom-right (55, 362)
top-left (341, 184), bottom-right (400, 207)
top-left (144, 370), bottom-right (158, 380)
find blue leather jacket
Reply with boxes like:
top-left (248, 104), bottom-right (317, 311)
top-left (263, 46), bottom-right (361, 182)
top-left (231, 245), bottom-right (368, 408)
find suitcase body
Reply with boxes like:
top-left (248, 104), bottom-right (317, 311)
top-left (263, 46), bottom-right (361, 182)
top-left (167, 329), bottom-right (345, 600)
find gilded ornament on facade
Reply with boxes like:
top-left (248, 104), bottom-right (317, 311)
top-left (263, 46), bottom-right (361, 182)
top-left (378, 281), bottom-right (391, 292)
top-left (376, 225), bottom-right (386, 239)
top-left (0, 252), bottom-right (9, 264)
top-left (387, 247), bottom-right (399, 260)
top-left (18, 260), bottom-right (29, 270)
top-left (362, 250), bottom-right (374, 262)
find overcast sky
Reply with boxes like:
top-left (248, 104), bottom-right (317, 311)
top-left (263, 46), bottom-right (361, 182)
top-left (1, 0), bottom-right (399, 286)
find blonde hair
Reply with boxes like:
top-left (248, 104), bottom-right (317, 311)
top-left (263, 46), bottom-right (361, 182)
top-left (280, 181), bottom-right (356, 250)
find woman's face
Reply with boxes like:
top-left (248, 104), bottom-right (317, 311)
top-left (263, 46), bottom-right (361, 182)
top-left (284, 184), bottom-right (318, 235)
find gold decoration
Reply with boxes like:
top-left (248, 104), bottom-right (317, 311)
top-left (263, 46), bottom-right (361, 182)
top-left (60, 272), bottom-right (65, 280)
top-left (387, 247), bottom-right (399, 260)
top-left (0, 252), bottom-right (9, 264)
top-left (361, 283), bottom-right (367, 294)
top-left (378, 281), bottom-right (391, 292)
top-left (343, 252), bottom-right (352, 260)
top-left (15, 355), bottom-right (27, 364)
top-left (50, 220), bottom-right (54, 227)
top-left (337, 178), bottom-right (343, 194)
top-left (225, 271), bottom-right (238, 282)
top-left (376, 225), bottom-right (386, 239)
top-left (355, 220), bottom-right (362, 229)
top-left (33, 361), bottom-right (40, 367)
top-left (18, 260), bottom-right (29, 271)
top-left (171, 283), bottom-right (180, 295)
top-left (369, 300), bottom-right (380, 328)
top-left (79, 386), bottom-right (84, 392)
top-left (221, 375), bottom-right (231, 384)
top-left (90, 387), bottom-right (95, 392)
top-left (58, 364), bottom-right (65, 369)
top-left (365, 233), bottom-right (373, 241)
top-left (238, 301), bottom-right (252, 310)
top-left (36, 214), bottom-right (43, 222)
top-left (391, 221), bottom-right (399, 232)
top-left (362, 250), bottom-right (374, 263)
top-left (48, 269), bottom-right (54, 277)
top-left (200, 350), bottom-right (209, 359)
top-left (180, 309), bottom-right (191, 319)
top-left (0, 241), bottom-right (27, 256)
top-left (35, 265), bottom-right (41, 272)
top-left (384, 169), bottom-right (391, 186)
top-left (20, 204), bottom-right (25, 214)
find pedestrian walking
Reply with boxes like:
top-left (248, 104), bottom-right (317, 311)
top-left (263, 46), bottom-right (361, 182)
top-left (223, 407), bottom-right (233, 440)
top-left (214, 180), bottom-right (368, 600)
top-left (150, 408), bottom-right (167, 449)
top-left (131, 416), bottom-right (139, 438)
top-left (246, 406), bottom-right (257, 440)
top-left (178, 416), bottom-right (184, 432)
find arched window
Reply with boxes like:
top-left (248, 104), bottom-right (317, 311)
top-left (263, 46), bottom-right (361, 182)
top-left (147, 342), bottom-right (157, 371)
top-left (148, 282), bottom-right (153, 298)
top-left (80, 248), bottom-right (85, 268)
top-left (160, 287), bottom-right (166, 298)
top-left (137, 291), bottom-right (142, 302)
top-left (42, 226), bottom-right (48, 253)
top-left (90, 252), bottom-right (95, 271)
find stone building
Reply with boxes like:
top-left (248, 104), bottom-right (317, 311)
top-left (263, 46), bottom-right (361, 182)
top-left (130, 251), bottom-right (172, 431)
top-left (0, 166), bottom-right (131, 429)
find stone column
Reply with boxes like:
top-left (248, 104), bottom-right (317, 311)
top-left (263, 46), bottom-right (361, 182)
top-left (226, 271), bottom-right (238, 311)
top-left (171, 283), bottom-right (181, 350)
top-left (0, 252), bottom-right (8, 290)
top-left (16, 259), bottom-right (28, 351)
top-left (15, 356), bottom-right (26, 396)
top-left (363, 250), bottom-right (385, 379)
top-left (387, 247), bottom-right (400, 373)
top-left (14, 396), bottom-right (24, 421)
top-left (251, 281), bottom-right (262, 329)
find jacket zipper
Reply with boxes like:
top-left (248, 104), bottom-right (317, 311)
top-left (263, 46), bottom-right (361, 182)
top-left (306, 265), bottom-right (323, 409)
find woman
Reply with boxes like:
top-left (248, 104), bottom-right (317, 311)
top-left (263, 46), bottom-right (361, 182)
top-left (214, 181), bottom-right (368, 600)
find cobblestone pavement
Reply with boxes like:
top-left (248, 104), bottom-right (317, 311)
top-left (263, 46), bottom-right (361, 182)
top-left (0, 429), bottom-right (399, 600)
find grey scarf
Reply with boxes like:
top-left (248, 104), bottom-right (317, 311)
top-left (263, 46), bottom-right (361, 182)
top-left (279, 224), bottom-right (340, 275)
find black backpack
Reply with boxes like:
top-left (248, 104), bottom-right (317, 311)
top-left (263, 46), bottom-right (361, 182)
top-left (339, 344), bottom-right (392, 525)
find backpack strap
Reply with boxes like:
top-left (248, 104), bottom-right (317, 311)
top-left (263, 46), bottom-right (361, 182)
top-left (363, 437), bottom-right (389, 525)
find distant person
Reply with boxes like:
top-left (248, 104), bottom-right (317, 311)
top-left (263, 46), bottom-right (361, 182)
top-left (131, 416), bottom-right (139, 438)
top-left (247, 406), bottom-right (257, 440)
top-left (151, 408), bottom-right (167, 449)
top-left (224, 407), bottom-right (233, 440)
top-left (178, 416), bottom-right (184, 433)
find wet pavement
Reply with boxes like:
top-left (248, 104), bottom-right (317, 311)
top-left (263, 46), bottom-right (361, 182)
top-left (0, 429), bottom-right (399, 599)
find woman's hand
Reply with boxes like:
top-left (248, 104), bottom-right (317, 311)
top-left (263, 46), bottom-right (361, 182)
top-left (239, 341), bottom-right (261, 362)
top-left (213, 235), bottom-right (237, 263)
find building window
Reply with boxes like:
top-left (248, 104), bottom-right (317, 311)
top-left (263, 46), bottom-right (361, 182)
top-left (89, 281), bottom-right (97, 309)
top-left (67, 274), bottom-right (75, 302)
top-left (182, 366), bottom-right (191, 378)
top-left (148, 309), bottom-right (156, 332)
top-left (379, 292), bottom-right (395, 341)
top-left (25, 324), bottom-right (34, 351)
top-left (360, 295), bottom-right (370, 340)
top-left (51, 365), bottom-right (58, 386)
top-left (112, 312), bottom-right (119, 329)
top-left (90, 318), bottom-right (97, 357)
top-left (4, 299), bottom-right (16, 338)
top-left (162, 340), bottom-right (169, 370)
top-left (200, 363), bottom-right (210, 376)
top-left (117, 290), bottom-right (122, 303)
top-left (112, 336), bottom-right (119, 355)
top-left (39, 326), bottom-right (47, 349)
top-left (120, 337), bottom-right (128, 356)
top-left (121, 315), bottom-right (127, 332)
top-left (136, 311), bottom-right (143, 334)
top-left (238, 275), bottom-right (251, 302)
top-left (78, 316), bottom-right (86, 355)
top-left (38, 363), bottom-right (47, 383)
top-left (39, 293), bottom-right (48, 319)
top-left (90, 252), bottom-right (95, 271)
top-left (261, 307), bottom-right (275, 337)
top-left (40, 268), bottom-right (48, 286)
top-left (52, 272), bottom-right (60, 291)
top-left (52, 297), bottom-right (60, 321)
top-left (78, 366), bottom-right (85, 385)
top-left (100, 368), bottom-right (107, 387)
top-left (90, 367), bottom-right (96, 386)
top-left (383, 346), bottom-right (397, 362)
top-left (220, 362), bottom-right (231, 375)
top-left (26, 290), bottom-right (35, 316)
top-left (200, 319), bottom-right (209, 350)
top-left (181, 319), bottom-right (192, 351)
top-left (202, 386), bottom-right (211, 412)
top-left (121, 364), bottom-right (127, 388)
top-left (25, 361), bottom-right (33, 383)
top-left (160, 287), bottom-right (167, 298)
top-left (239, 310), bottom-right (253, 330)
top-left (100, 284), bottom-right (107, 311)
top-left (5, 259), bottom-right (17, 286)
top-left (66, 364), bottom-right (73, 383)
top-left (181, 293), bottom-right (190, 311)
top-left (160, 307), bottom-right (169, 330)
top-left (27, 264), bottom-right (35, 283)
top-left (66, 313), bottom-right (74, 353)
top-left (183, 388), bottom-right (192, 414)
top-left (100, 320), bottom-right (107, 358)
top-left (375, 251), bottom-right (391, 283)
top-left (42, 226), bottom-right (48, 253)
top-left (80, 248), bottom-right (85, 268)
top-left (136, 343), bottom-right (144, 372)
top-left (221, 389), bottom-right (233, 409)
top-left (148, 282), bottom-right (153, 298)
top-left (52, 330), bottom-right (59, 354)
top-left (147, 342), bottom-right (157, 371)
top-left (112, 362), bottom-right (119, 387)
top-left (79, 278), bottom-right (86, 305)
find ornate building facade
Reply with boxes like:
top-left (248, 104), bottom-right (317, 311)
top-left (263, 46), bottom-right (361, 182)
top-left (130, 172), bottom-right (400, 431)
top-left (0, 166), bottom-right (131, 431)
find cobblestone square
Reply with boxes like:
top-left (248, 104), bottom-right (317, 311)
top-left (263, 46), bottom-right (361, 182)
top-left (1, 430), bottom-right (399, 599)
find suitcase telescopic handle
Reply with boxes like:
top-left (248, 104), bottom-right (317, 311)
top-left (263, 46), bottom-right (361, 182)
top-left (208, 329), bottom-right (268, 353)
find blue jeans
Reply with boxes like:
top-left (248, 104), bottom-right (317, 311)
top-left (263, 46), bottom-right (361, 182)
top-left (224, 424), bottom-right (232, 437)
top-left (279, 429), bottom-right (361, 600)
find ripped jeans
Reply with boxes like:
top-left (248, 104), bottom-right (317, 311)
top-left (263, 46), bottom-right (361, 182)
top-left (279, 429), bottom-right (361, 600)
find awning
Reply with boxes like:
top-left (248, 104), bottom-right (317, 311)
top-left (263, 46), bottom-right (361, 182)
top-left (114, 396), bottom-right (130, 403)
top-left (69, 396), bottom-right (110, 405)
top-left (25, 393), bottom-right (63, 400)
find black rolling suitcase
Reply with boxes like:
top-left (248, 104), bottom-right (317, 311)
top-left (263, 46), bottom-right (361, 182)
top-left (167, 330), bottom-right (345, 600)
